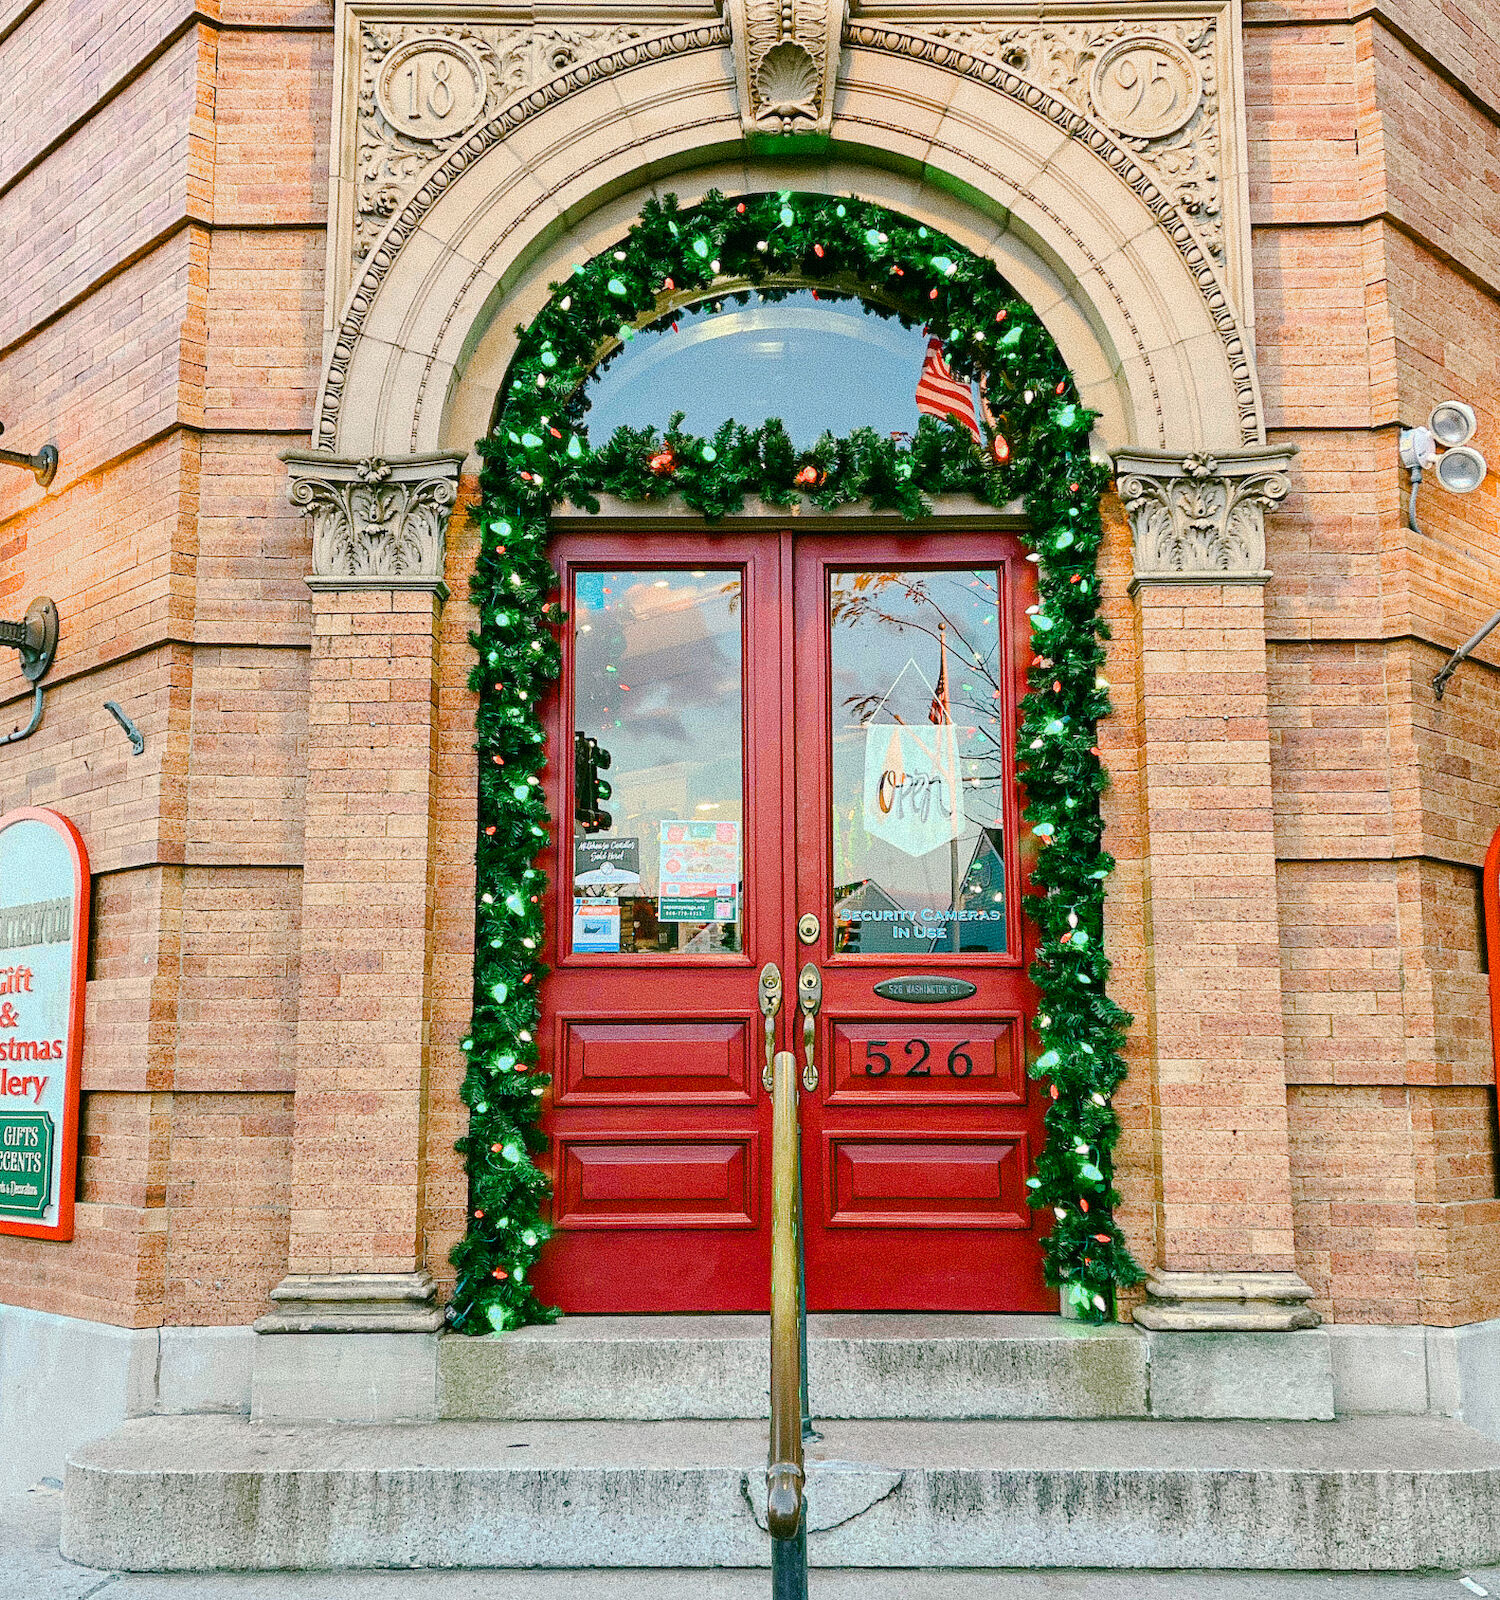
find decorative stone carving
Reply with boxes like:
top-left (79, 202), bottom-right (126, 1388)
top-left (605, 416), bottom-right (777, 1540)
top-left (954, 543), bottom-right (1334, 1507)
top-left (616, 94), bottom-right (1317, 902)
top-left (906, 19), bottom-right (1222, 261)
top-left (315, 20), bottom-right (1263, 453)
top-left (283, 449), bottom-right (465, 596)
top-left (1115, 445), bottom-right (1297, 585)
top-left (1133, 1270), bottom-right (1321, 1332)
top-left (375, 36), bottom-right (488, 143)
top-left (354, 22), bottom-right (666, 267)
top-left (728, 0), bottom-right (845, 135)
top-left (1090, 36), bottom-right (1201, 138)
top-left (319, 22), bottom-right (731, 452)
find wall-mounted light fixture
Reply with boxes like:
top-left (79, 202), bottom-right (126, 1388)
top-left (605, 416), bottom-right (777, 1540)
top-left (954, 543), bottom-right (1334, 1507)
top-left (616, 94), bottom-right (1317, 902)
top-left (1401, 400), bottom-right (1500, 700)
top-left (0, 598), bottom-right (59, 745)
top-left (0, 422), bottom-right (58, 488)
top-left (1401, 401), bottom-right (1488, 532)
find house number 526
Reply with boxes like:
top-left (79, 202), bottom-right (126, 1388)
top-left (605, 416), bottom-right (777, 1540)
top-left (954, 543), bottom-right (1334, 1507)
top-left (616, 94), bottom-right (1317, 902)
top-left (864, 1039), bottom-right (974, 1077)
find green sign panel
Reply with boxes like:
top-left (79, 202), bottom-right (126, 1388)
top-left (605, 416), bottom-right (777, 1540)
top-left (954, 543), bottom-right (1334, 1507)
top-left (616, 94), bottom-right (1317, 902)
top-left (873, 975), bottom-right (978, 1004)
top-left (0, 1112), bottom-right (54, 1220)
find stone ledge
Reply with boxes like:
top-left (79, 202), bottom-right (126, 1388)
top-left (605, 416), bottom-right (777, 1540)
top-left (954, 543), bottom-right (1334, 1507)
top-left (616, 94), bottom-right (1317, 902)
top-left (251, 1331), bottom-right (439, 1423)
top-left (1133, 1271), bottom-right (1321, 1332)
top-left (1145, 1329), bottom-right (1334, 1420)
top-left (305, 574), bottom-right (449, 600)
top-left (439, 1313), bottom-right (1149, 1421)
top-left (254, 1271), bottom-right (444, 1335)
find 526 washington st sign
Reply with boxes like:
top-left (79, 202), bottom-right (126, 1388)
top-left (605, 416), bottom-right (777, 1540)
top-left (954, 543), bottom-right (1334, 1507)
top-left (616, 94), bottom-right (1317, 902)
top-left (0, 807), bottom-right (89, 1240)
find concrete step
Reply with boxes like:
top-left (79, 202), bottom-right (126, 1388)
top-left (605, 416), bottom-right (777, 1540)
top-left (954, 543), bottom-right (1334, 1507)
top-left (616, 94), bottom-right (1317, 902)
top-left (436, 1314), bottom-right (1337, 1422)
top-left (438, 1314), bottom-right (1152, 1420)
top-left (63, 1412), bottom-right (1500, 1573)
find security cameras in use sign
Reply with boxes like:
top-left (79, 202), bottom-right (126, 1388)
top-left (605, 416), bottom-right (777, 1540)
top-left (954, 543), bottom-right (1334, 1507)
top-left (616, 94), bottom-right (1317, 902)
top-left (0, 807), bottom-right (89, 1241)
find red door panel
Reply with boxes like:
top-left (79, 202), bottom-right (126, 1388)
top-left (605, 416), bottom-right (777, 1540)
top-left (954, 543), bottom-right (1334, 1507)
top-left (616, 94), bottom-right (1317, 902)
top-left (557, 1018), bottom-right (755, 1105)
top-left (826, 1017), bottom-right (1027, 1105)
top-left (532, 531), bottom-right (783, 1312)
top-left (555, 1136), bottom-right (759, 1227)
top-left (792, 531), bottom-right (1052, 1312)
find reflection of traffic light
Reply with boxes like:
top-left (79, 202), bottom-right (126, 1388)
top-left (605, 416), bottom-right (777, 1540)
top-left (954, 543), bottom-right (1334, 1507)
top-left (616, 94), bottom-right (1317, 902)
top-left (574, 731), bottom-right (613, 834)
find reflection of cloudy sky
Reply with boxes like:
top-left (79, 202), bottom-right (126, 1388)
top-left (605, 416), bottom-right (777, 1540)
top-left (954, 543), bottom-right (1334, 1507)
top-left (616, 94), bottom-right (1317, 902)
top-left (573, 570), bottom-right (742, 800)
top-left (582, 291), bottom-right (931, 447)
top-left (831, 573), bottom-right (1002, 751)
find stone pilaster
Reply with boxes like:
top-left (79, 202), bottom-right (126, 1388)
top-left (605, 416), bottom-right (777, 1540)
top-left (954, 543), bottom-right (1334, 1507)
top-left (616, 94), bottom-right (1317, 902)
top-left (257, 450), bottom-right (463, 1373)
top-left (1117, 446), bottom-right (1316, 1332)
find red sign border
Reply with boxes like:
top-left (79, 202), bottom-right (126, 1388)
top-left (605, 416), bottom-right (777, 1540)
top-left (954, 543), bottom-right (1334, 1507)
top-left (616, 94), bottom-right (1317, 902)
top-left (0, 806), bottom-right (89, 1242)
top-left (1488, 825), bottom-right (1500, 1096)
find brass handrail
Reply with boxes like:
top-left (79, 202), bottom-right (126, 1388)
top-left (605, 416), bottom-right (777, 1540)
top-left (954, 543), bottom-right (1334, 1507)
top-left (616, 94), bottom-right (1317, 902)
top-left (766, 1046), bottom-right (808, 1593)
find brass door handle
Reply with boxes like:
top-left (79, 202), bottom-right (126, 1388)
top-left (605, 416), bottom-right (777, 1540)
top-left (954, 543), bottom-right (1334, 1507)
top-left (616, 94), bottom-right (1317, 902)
top-left (797, 962), bottom-right (821, 1091)
top-left (759, 962), bottom-right (783, 1091)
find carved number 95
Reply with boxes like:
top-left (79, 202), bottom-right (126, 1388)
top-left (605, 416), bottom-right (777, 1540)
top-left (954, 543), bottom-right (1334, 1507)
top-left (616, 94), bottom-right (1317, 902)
top-left (864, 1039), bottom-right (973, 1077)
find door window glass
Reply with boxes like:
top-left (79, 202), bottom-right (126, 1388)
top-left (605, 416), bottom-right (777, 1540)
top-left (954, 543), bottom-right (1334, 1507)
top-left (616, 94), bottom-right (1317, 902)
top-left (570, 569), bottom-right (744, 956)
top-left (829, 570), bottom-right (1008, 955)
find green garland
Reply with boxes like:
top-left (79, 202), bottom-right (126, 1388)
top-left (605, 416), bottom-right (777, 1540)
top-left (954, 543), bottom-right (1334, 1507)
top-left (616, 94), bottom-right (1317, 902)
top-left (449, 190), bottom-right (1142, 1334)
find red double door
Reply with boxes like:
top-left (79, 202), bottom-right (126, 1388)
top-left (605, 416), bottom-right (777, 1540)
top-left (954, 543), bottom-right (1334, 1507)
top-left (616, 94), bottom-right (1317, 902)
top-left (532, 524), bottom-right (1052, 1313)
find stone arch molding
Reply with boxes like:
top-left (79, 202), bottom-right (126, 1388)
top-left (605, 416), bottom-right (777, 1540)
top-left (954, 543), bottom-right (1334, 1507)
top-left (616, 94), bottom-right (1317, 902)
top-left (312, 11), bottom-right (1269, 472)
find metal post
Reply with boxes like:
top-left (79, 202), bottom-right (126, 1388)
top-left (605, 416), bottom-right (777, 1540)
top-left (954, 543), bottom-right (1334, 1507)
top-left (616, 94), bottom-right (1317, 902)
top-left (771, 1516), bottom-right (808, 1600)
top-left (798, 1167), bottom-right (814, 1441)
top-left (767, 1047), bottom-right (810, 1600)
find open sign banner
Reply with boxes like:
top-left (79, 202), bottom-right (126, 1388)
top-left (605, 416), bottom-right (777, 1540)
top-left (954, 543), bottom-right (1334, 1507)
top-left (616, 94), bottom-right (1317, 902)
top-left (862, 722), bottom-right (965, 858)
top-left (0, 808), bottom-right (88, 1240)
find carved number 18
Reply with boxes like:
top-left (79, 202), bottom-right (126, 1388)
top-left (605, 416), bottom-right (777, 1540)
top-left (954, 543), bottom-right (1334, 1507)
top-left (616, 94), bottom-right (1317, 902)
top-left (398, 57), bottom-right (456, 122)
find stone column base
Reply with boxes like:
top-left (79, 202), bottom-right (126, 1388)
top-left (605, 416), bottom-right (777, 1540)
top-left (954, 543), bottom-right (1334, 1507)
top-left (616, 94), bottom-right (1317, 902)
top-left (1133, 1271), bottom-right (1321, 1332)
top-left (251, 1272), bottom-right (443, 1422)
top-left (253, 1271), bottom-right (444, 1334)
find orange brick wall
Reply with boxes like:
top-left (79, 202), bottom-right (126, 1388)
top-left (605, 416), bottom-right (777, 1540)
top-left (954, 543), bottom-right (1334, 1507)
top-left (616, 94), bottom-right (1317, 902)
top-left (0, 0), bottom-right (329, 1326)
top-left (1247, 2), bottom-right (1500, 1322)
top-left (0, 0), bottom-right (1496, 1330)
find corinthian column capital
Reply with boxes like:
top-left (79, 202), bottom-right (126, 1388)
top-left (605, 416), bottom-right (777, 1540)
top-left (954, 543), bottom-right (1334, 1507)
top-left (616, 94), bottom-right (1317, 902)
top-left (283, 449), bottom-right (466, 600)
top-left (1115, 444), bottom-right (1297, 590)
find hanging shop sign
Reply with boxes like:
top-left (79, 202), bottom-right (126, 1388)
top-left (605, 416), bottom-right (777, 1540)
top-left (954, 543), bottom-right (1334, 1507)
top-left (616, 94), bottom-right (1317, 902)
top-left (862, 722), bottom-right (964, 858)
top-left (0, 807), bottom-right (89, 1241)
top-left (1487, 825), bottom-right (1500, 1090)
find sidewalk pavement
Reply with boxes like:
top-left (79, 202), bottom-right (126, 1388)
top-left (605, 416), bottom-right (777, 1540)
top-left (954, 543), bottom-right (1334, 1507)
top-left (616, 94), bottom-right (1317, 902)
top-left (5, 1487), bottom-right (1500, 1600)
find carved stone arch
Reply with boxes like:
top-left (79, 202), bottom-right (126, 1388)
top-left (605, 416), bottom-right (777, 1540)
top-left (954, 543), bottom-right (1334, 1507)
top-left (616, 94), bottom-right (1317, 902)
top-left (315, 21), bottom-right (1264, 461)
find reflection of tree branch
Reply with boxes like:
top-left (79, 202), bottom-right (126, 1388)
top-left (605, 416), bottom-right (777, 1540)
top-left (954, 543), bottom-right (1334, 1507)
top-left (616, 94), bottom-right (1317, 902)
top-left (833, 573), bottom-right (1009, 804)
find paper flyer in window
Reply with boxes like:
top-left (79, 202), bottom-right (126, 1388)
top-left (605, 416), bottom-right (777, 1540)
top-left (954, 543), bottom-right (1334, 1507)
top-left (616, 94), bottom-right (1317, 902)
top-left (658, 820), bottom-right (740, 923)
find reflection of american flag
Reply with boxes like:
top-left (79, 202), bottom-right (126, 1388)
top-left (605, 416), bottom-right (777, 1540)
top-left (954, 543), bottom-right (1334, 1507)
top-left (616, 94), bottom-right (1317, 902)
top-left (915, 338), bottom-right (980, 440)
top-left (930, 623), bottom-right (951, 725)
